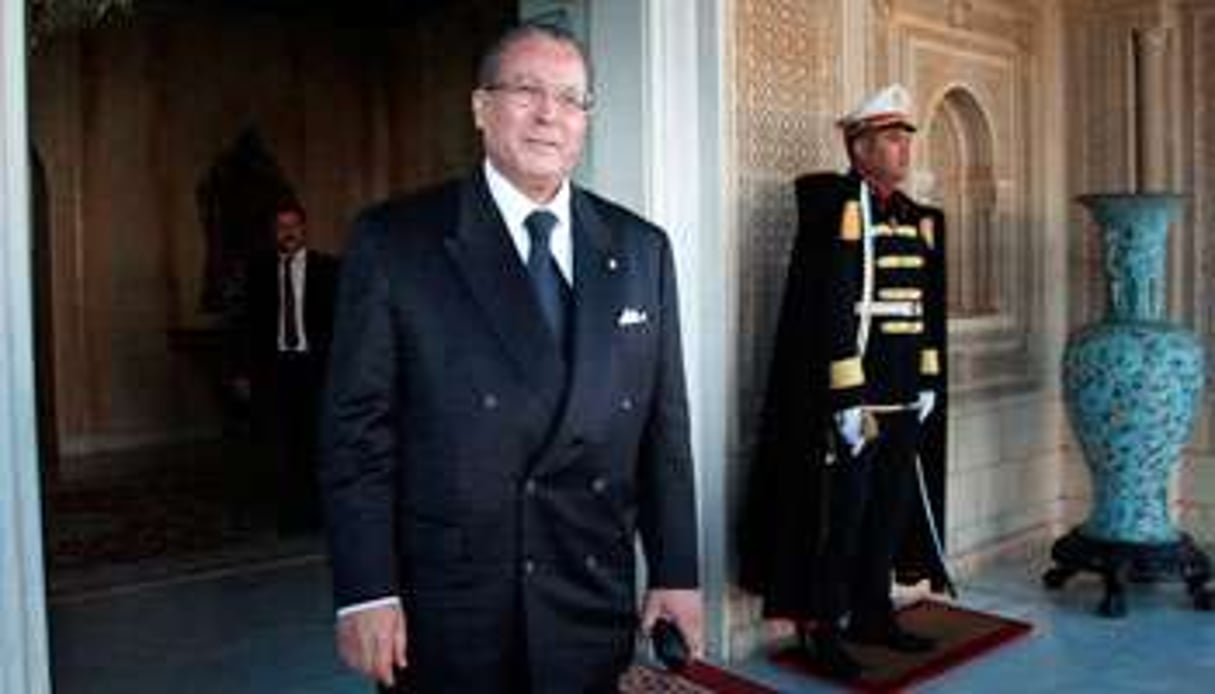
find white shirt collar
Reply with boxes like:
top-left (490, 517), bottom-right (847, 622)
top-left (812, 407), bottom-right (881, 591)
top-left (482, 159), bottom-right (573, 283)
top-left (279, 247), bottom-right (306, 267)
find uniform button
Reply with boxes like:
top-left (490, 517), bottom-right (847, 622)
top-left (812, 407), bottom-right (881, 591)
top-left (524, 479), bottom-right (537, 495)
top-left (619, 397), bottom-right (634, 411)
top-left (584, 554), bottom-right (598, 570)
top-left (482, 393), bottom-right (499, 409)
top-left (590, 477), bottom-right (606, 494)
top-left (523, 559), bottom-right (535, 575)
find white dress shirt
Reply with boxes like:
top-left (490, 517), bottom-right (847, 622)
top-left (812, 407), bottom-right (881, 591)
top-left (483, 158), bottom-right (574, 284)
top-left (278, 248), bottom-right (309, 353)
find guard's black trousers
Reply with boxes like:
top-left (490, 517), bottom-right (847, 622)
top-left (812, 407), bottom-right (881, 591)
top-left (818, 411), bottom-right (919, 631)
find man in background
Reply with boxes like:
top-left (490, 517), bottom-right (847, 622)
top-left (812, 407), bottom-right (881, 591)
top-left (231, 200), bottom-right (338, 534)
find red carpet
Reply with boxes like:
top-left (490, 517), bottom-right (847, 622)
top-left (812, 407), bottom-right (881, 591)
top-left (770, 600), bottom-right (1032, 692)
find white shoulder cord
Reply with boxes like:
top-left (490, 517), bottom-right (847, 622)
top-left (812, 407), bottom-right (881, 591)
top-left (857, 180), bottom-right (875, 355)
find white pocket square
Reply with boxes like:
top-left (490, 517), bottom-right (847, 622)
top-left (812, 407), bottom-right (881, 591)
top-left (617, 308), bottom-right (648, 327)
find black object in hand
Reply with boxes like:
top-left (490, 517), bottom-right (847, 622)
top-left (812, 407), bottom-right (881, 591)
top-left (651, 618), bottom-right (690, 671)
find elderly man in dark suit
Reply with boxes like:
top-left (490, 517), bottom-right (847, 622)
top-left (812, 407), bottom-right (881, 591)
top-left (319, 22), bottom-right (703, 693)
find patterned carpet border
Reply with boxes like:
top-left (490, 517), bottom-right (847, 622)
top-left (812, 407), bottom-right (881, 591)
top-left (621, 662), bottom-right (777, 693)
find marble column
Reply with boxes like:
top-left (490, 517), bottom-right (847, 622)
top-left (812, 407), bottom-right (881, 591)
top-left (1132, 26), bottom-right (1170, 191)
top-left (0, 0), bottom-right (52, 691)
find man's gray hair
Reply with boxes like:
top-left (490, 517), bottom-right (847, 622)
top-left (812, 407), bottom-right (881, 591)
top-left (477, 21), bottom-right (593, 88)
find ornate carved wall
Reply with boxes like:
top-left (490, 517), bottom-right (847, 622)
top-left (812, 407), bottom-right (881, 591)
top-left (884, 0), bottom-right (1043, 394)
top-left (733, 0), bottom-right (845, 465)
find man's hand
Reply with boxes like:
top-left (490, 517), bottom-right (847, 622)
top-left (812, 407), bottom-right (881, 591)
top-left (835, 407), bottom-right (866, 456)
top-left (641, 588), bottom-right (705, 659)
top-left (916, 390), bottom-right (937, 423)
top-left (336, 604), bottom-right (407, 687)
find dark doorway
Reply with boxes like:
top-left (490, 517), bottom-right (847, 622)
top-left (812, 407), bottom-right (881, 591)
top-left (30, 146), bottom-right (58, 482)
top-left (31, 6), bottom-right (513, 690)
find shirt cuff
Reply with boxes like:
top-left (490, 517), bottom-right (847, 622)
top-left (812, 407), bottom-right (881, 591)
top-left (336, 595), bottom-right (401, 619)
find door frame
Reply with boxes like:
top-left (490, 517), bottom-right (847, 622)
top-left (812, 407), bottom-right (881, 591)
top-left (0, 0), bottom-right (52, 690)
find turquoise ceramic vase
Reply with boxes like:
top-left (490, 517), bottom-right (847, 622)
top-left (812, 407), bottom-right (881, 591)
top-left (1047, 193), bottom-right (1211, 616)
top-left (1064, 193), bottom-right (1204, 542)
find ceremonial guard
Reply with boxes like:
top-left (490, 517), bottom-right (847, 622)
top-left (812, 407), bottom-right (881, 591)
top-left (740, 84), bottom-right (950, 679)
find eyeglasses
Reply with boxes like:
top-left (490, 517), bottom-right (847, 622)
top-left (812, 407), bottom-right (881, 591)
top-left (483, 81), bottom-right (595, 114)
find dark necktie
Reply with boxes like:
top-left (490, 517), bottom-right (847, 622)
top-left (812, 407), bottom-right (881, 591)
top-left (281, 255), bottom-right (300, 350)
top-left (524, 210), bottom-right (566, 342)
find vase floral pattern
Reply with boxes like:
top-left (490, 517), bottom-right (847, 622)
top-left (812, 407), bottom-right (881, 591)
top-left (1063, 194), bottom-right (1205, 544)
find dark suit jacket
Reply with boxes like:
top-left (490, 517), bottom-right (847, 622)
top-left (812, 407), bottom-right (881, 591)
top-left (319, 169), bottom-right (699, 693)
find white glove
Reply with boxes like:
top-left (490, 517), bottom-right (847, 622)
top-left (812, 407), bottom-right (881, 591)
top-left (916, 390), bottom-right (937, 423)
top-left (834, 407), bottom-right (866, 456)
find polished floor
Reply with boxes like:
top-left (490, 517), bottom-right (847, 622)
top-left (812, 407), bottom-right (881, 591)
top-left (50, 552), bottom-right (1215, 693)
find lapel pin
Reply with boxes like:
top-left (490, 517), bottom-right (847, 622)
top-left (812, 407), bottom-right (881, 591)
top-left (618, 308), bottom-right (648, 326)
top-left (606, 257), bottom-right (618, 271)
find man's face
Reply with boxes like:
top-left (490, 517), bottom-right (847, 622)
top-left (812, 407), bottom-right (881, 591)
top-left (472, 34), bottom-right (589, 203)
top-left (275, 210), bottom-right (306, 255)
top-left (853, 127), bottom-right (913, 187)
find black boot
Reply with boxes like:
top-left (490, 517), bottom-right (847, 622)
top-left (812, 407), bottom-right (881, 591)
top-left (846, 618), bottom-right (936, 653)
top-left (799, 624), bottom-right (862, 680)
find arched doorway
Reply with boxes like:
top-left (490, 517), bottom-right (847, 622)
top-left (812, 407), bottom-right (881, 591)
top-left (924, 87), bottom-right (998, 318)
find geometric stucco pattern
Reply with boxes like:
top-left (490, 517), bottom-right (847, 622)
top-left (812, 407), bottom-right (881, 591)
top-left (734, 0), bottom-right (843, 457)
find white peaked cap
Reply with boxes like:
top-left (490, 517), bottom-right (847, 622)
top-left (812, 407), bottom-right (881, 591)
top-left (837, 83), bottom-right (917, 139)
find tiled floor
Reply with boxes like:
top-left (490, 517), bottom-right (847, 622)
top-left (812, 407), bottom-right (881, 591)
top-left (50, 553), bottom-right (1215, 693)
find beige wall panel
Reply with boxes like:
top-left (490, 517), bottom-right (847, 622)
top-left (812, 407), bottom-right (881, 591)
top-left (1178, 1), bottom-right (1215, 537)
top-left (734, 0), bottom-right (845, 456)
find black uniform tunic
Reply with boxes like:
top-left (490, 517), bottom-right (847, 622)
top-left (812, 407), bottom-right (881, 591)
top-left (739, 170), bottom-right (949, 623)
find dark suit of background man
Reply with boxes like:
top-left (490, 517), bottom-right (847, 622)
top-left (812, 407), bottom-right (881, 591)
top-left (319, 22), bottom-right (703, 693)
top-left (234, 201), bottom-right (338, 533)
top-left (740, 84), bottom-right (949, 680)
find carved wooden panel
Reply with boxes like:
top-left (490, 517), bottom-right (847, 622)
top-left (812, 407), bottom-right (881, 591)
top-left (28, 2), bottom-right (512, 452)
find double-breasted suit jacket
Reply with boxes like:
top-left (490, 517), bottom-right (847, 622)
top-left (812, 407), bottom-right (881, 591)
top-left (319, 169), bottom-right (698, 692)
